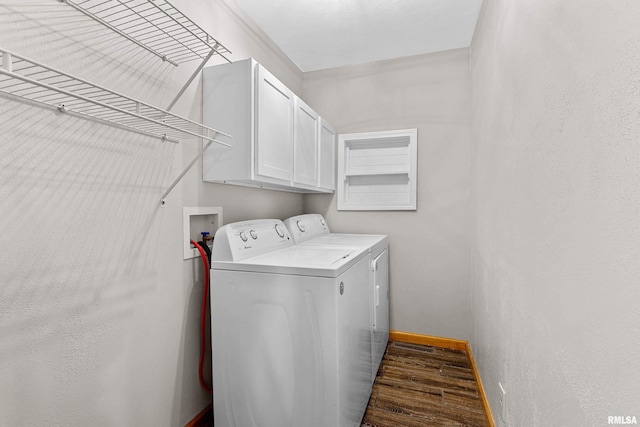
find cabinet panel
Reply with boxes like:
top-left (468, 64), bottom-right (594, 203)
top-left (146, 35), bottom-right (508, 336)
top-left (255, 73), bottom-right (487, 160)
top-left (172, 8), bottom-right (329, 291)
top-left (256, 65), bottom-right (294, 183)
top-left (318, 120), bottom-right (336, 191)
top-left (202, 60), bottom-right (252, 182)
top-left (294, 98), bottom-right (319, 187)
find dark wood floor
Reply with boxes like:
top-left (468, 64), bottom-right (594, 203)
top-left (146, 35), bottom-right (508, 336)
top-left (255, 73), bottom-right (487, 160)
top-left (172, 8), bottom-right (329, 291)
top-left (190, 408), bottom-right (212, 427)
top-left (190, 340), bottom-right (489, 427)
top-left (362, 341), bottom-right (488, 427)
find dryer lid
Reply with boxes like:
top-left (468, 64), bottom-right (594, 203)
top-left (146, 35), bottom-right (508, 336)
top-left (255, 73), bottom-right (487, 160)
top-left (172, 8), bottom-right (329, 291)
top-left (302, 233), bottom-right (387, 252)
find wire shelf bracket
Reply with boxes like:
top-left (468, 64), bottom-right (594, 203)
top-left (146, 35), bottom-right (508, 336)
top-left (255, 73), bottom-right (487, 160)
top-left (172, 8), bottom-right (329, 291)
top-left (57, 0), bottom-right (232, 110)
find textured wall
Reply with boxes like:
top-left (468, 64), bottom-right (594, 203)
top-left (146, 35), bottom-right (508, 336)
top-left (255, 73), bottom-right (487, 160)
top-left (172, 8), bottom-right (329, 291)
top-left (470, 0), bottom-right (640, 425)
top-left (304, 49), bottom-right (472, 340)
top-left (0, 1), bottom-right (303, 426)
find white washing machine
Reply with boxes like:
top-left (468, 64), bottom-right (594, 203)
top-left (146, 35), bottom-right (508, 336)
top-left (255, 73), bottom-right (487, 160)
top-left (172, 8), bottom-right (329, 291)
top-left (210, 219), bottom-right (372, 427)
top-left (283, 214), bottom-right (389, 383)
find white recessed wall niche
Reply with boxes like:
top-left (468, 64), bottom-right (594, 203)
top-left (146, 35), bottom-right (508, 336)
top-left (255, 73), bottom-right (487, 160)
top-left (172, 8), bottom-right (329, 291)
top-left (337, 129), bottom-right (417, 211)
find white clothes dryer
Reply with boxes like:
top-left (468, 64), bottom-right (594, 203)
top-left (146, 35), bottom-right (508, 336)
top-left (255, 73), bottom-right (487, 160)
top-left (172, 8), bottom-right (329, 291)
top-left (210, 219), bottom-right (372, 427)
top-left (283, 214), bottom-right (389, 383)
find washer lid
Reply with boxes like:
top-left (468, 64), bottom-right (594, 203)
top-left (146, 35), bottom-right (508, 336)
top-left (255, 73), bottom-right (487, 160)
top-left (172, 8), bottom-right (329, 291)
top-left (211, 244), bottom-right (368, 278)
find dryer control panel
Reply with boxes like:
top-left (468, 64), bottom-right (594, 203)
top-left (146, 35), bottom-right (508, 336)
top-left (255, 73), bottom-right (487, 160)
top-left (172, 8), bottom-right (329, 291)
top-left (283, 213), bottom-right (330, 243)
top-left (212, 219), bottom-right (293, 262)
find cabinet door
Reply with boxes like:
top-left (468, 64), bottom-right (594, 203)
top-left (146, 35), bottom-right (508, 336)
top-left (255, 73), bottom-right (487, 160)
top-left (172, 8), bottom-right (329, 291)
top-left (318, 119), bottom-right (336, 191)
top-left (255, 65), bottom-right (294, 183)
top-left (293, 98), bottom-right (319, 187)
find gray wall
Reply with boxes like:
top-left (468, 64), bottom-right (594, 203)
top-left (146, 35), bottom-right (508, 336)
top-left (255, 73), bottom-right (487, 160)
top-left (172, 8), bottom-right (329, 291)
top-left (0, 1), bottom-right (304, 425)
top-left (470, 0), bottom-right (640, 424)
top-left (304, 49), bottom-right (473, 340)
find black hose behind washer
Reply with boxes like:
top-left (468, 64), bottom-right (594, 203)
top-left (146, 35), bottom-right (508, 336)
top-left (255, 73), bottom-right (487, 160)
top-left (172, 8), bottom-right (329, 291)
top-left (197, 240), bottom-right (212, 267)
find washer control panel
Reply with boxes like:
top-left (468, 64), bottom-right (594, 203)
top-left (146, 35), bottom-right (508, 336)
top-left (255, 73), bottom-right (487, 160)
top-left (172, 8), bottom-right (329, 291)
top-left (212, 219), bottom-right (292, 262)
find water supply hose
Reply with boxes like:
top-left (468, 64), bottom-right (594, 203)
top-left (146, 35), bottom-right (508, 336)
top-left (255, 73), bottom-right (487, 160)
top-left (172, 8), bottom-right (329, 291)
top-left (191, 239), bottom-right (213, 394)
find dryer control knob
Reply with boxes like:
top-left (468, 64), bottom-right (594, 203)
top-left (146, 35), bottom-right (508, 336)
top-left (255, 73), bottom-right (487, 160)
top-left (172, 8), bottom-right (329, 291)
top-left (297, 220), bottom-right (306, 232)
top-left (249, 230), bottom-right (258, 240)
top-left (239, 231), bottom-right (248, 242)
top-left (274, 224), bottom-right (285, 238)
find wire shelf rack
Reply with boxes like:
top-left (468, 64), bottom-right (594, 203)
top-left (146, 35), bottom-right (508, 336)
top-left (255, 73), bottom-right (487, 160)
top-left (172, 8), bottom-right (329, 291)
top-left (0, 48), bottom-right (231, 145)
top-left (3, 1), bottom-right (234, 205)
top-left (59, 0), bottom-right (231, 66)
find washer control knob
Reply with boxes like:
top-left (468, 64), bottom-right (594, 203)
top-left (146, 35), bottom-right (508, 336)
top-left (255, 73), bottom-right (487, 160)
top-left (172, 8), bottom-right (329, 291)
top-left (249, 230), bottom-right (258, 240)
top-left (297, 220), bottom-right (306, 232)
top-left (239, 231), bottom-right (248, 242)
top-left (274, 224), bottom-right (285, 238)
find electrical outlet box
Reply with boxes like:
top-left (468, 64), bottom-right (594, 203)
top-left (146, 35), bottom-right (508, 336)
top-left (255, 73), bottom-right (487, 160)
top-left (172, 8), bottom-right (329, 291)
top-left (498, 382), bottom-right (506, 423)
top-left (183, 207), bottom-right (223, 259)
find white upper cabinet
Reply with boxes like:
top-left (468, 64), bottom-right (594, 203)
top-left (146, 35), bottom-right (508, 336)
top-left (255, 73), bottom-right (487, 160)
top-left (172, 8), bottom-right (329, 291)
top-left (202, 58), bottom-right (334, 193)
top-left (293, 97), bottom-right (319, 188)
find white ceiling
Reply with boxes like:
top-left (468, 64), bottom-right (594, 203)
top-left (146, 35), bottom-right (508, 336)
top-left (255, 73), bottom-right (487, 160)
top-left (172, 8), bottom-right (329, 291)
top-left (232, 0), bottom-right (484, 72)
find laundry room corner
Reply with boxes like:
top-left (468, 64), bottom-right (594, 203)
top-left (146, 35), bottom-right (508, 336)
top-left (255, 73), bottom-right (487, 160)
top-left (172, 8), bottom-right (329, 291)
top-left (303, 48), bottom-right (473, 342)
